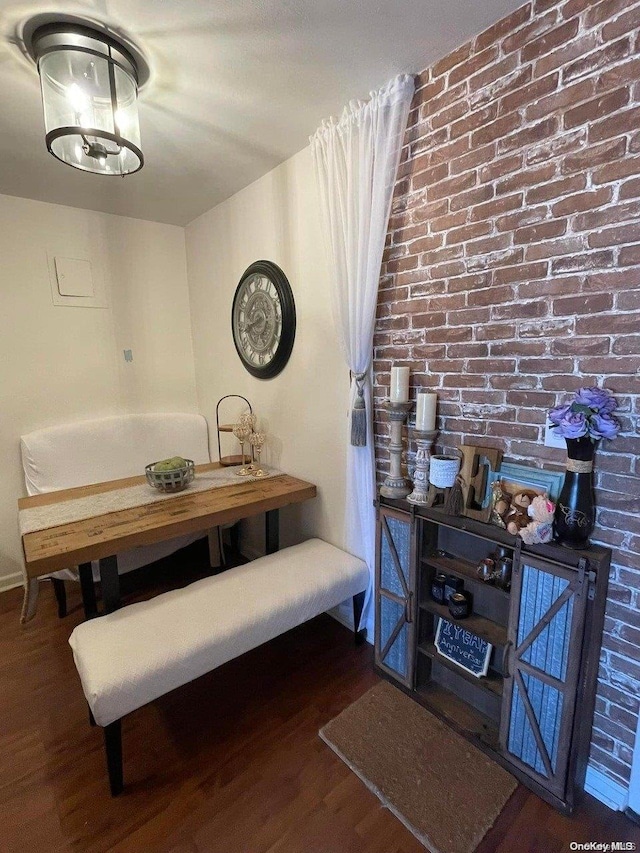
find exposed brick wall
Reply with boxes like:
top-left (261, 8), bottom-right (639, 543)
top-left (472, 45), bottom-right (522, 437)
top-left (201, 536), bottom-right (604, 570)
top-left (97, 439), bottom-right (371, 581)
top-left (374, 0), bottom-right (640, 789)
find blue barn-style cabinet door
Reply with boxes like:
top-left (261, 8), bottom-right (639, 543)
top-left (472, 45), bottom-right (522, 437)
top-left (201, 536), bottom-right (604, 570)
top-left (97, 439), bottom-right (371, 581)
top-left (374, 507), bottom-right (416, 688)
top-left (500, 553), bottom-right (589, 800)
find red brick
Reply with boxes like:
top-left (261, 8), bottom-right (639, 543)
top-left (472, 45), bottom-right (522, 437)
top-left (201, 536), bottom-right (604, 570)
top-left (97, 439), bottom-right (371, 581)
top-left (499, 72), bottom-right (559, 115)
top-left (492, 300), bottom-right (548, 320)
top-left (494, 262), bottom-right (549, 284)
top-left (527, 174), bottom-right (586, 203)
top-left (592, 157), bottom-right (640, 186)
top-left (562, 137), bottom-right (627, 174)
top-left (505, 117), bottom-right (564, 156)
top-left (551, 336), bottom-right (610, 355)
top-left (589, 106), bottom-right (640, 145)
top-left (411, 162), bottom-right (449, 191)
top-left (564, 88), bottom-right (630, 130)
top-left (479, 154), bottom-right (523, 183)
top-left (573, 201), bottom-right (640, 233)
top-left (449, 185), bottom-right (494, 213)
top-left (521, 19), bottom-right (579, 63)
top-left (515, 219), bottom-right (567, 244)
top-left (470, 192), bottom-right (523, 222)
top-left (602, 4), bottom-right (640, 41)
top-left (563, 37), bottom-right (631, 84)
top-left (613, 336), bottom-right (640, 355)
top-left (472, 113), bottom-right (521, 146)
top-left (449, 46), bottom-right (500, 87)
top-left (467, 284), bottom-right (515, 307)
top-left (428, 171), bottom-right (476, 202)
top-left (589, 223), bottom-right (640, 249)
top-left (535, 31), bottom-right (599, 76)
top-left (553, 292), bottom-right (614, 315)
top-left (579, 356), bottom-right (639, 374)
top-left (475, 4), bottom-right (532, 51)
top-left (526, 236), bottom-right (584, 261)
top-left (497, 162), bottom-right (557, 195)
top-left (596, 57), bottom-right (640, 93)
top-left (430, 98), bottom-right (469, 132)
top-left (450, 103), bottom-right (499, 141)
top-left (619, 178), bottom-right (640, 200)
top-left (525, 78), bottom-right (594, 122)
top-left (585, 0), bottom-right (631, 28)
top-left (518, 274), bottom-right (581, 299)
top-left (619, 245), bottom-right (640, 266)
top-left (551, 188), bottom-right (613, 217)
top-left (432, 42), bottom-right (472, 78)
top-left (551, 250), bottom-right (614, 272)
top-left (450, 143), bottom-right (496, 175)
top-left (502, 11), bottom-right (558, 55)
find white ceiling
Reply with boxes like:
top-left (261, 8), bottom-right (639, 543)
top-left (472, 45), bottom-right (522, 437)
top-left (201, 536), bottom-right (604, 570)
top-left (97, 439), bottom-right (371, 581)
top-left (0, 0), bottom-right (525, 226)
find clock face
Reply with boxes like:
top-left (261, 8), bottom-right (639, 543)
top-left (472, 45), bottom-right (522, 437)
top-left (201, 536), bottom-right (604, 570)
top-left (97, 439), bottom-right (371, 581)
top-left (231, 260), bottom-right (296, 379)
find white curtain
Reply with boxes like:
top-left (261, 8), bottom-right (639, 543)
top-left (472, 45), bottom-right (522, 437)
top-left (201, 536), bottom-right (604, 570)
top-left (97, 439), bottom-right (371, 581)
top-left (310, 74), bottom-right (415, 630)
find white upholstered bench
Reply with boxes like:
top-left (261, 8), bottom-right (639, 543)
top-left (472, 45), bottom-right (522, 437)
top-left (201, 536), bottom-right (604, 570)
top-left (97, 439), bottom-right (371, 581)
top-left (69, 537), bottom-right (369, 795)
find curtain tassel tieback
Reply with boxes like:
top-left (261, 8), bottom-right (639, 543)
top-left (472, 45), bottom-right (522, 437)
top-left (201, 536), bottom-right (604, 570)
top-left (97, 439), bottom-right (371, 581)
top-left (351, 373), bottom-right (367, 447)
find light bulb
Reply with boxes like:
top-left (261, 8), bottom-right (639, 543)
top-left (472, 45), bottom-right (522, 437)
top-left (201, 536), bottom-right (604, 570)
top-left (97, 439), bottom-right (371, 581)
top-left (67, 83), bottom-right (90, 113)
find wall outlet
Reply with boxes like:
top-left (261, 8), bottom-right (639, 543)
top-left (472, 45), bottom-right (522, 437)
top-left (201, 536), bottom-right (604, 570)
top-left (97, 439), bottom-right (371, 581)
top-left (123, 349), bottom-right (133, 363)
top-left (544, 419), bottom-right (565, 448)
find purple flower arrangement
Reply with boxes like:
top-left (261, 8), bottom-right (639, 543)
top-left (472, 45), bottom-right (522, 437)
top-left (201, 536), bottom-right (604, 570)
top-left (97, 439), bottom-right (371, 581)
top-left (549, 387), bottom-right (620, 442)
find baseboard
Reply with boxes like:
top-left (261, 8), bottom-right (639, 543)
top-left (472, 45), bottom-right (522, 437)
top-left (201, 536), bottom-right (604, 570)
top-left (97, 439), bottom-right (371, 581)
top-left (0, 572), bottom-right (23, 594)
top-left (585, 764), bottom-right (629, 811)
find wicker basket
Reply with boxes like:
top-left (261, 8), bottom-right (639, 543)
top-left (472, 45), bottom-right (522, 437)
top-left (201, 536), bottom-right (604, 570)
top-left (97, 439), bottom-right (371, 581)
top-left (145, 459), bottom-right (195, 493)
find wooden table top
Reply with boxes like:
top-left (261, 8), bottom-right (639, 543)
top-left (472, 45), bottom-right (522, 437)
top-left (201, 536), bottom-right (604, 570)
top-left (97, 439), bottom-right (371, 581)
top-left (20, 463), bottom-right (317, 578)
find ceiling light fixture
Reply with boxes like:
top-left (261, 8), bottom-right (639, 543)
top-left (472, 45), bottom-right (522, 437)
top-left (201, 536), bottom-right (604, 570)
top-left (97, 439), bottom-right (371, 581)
top-left (30, 23), bottom-right (144, 176)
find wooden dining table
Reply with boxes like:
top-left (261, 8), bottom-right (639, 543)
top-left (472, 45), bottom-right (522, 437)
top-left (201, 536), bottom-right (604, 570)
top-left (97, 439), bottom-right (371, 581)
top-left (19, 463), bottom-right (317, 618)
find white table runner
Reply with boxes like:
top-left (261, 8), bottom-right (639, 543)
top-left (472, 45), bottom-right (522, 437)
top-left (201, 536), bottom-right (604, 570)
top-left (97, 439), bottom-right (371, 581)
top-left (19, 467), bottom-right (282, 536)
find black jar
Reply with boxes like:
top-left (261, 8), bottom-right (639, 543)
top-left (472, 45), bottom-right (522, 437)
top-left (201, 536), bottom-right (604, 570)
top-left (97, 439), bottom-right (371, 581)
top-left (431, 573), bottom-right (447, 603)
top-left (444, 574), bottom-right (464, 603)
top-left (448, 591), bottom-right (471, 619)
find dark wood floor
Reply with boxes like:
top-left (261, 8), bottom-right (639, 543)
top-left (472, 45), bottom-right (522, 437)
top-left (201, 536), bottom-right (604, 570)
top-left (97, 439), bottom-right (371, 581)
top-left (1, 544), bottom-right (637, 853)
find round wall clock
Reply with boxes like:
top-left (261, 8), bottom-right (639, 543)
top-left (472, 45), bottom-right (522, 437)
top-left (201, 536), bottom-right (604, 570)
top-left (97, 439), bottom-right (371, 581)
top-left (231, 260), bottom-right (296, 379)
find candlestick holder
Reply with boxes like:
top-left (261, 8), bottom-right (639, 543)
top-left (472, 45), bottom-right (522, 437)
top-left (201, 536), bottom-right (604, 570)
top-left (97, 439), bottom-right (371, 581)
top-left (380, 401), bottom-right (414, 499)
top-left (407, 429), bottom-right (439, 506)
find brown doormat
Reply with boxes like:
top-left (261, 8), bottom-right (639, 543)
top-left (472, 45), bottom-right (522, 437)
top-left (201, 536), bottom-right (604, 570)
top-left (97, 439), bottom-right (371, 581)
top-left (320, 680), bottom-right (518, 853)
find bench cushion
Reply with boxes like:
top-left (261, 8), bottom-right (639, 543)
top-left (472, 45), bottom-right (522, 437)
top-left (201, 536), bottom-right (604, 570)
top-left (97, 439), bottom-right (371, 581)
top-left (69, 539), bottom-right (368, 726)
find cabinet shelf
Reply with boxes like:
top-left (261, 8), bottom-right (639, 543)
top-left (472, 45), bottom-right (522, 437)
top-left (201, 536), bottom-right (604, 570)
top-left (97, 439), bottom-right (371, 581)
top-left (418, 642), bottom-right (504, 697)
top-left (419, 599), bottom-right (508, 648)
top-left (421, 552), bottom-right (511, 601)
top-left (414, 682), bottom-right (500, 751)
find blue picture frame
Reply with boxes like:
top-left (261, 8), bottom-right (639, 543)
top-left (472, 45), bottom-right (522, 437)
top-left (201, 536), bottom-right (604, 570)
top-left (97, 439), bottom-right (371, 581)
top-left (485, 461), bottom-right (564, 504)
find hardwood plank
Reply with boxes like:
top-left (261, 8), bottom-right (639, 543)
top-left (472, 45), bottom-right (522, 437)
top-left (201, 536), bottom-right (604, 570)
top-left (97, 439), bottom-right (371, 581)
top-left (0, 559), bottom-right (636, 853)
top-left (22, 474), bottom-right (316, 577)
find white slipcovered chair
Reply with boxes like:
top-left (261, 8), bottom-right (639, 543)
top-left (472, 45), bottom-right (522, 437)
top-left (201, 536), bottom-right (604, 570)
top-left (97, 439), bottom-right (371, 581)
top-left (20, 413), bottom-right (217, 620)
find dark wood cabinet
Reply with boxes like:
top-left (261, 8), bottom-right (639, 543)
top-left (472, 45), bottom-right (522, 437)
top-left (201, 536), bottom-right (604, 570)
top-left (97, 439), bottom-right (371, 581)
top-left (374, 499), bottom-right (610, 814)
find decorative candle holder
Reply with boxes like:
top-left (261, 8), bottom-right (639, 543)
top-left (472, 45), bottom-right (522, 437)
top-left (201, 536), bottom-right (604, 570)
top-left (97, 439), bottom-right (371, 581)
top-left (380, 401), bottom-right (414, 499)
top-left (249, 431), bottom-right (266, 476)
top-left (232, 423), bottom-right (252, 475)
top-left (406, 429), bottom-right (438, 506)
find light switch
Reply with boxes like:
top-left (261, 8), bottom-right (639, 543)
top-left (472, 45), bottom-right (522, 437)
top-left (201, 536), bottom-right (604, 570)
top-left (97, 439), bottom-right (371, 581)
top-left (54, 256), bottom-right (94, 298)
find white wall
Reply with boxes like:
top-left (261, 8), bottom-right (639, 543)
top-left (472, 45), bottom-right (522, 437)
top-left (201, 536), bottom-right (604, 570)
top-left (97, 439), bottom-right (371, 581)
top-left (185, 147), bottom-right (349, 559)
top-left (0, 193), bottom-right (198, 589)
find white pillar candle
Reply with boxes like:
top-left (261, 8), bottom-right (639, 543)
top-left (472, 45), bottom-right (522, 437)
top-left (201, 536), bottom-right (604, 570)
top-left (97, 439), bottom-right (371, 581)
top-left (390, 366), bottom-right (410, 402)
top-left (416, 391), bottom-right (437, 431)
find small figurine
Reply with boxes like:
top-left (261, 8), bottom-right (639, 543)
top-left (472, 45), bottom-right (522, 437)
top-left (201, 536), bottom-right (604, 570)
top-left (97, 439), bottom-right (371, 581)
top-left (519, 494), bottom-right (555, 545)
top-left (505, 491), bottom-right (535, 535)
top-left (489, 480), bottom-right (510, 528)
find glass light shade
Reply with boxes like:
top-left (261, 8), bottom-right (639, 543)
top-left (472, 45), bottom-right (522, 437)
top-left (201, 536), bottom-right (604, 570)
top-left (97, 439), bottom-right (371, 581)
top-left (33, 26), bottom-right (143, 176)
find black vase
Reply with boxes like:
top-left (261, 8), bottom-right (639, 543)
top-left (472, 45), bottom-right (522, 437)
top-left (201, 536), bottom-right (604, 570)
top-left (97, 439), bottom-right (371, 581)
top-left (553, 437), bottom-right (597, 549)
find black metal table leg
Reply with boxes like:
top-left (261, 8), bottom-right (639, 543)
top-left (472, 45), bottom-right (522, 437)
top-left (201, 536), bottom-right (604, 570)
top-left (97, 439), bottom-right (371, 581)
top-left (79, 562), bottom-right (98, 620)
top-left (99, 556), bottom-right (120, 614)
top-left (265, 509), bottom-right (279, 554)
